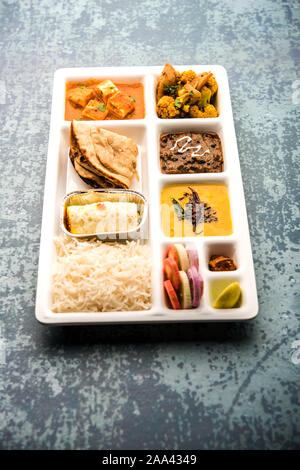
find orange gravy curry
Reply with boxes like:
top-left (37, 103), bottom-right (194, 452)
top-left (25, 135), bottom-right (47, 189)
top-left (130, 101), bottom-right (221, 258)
top-left (65, 79), bottom-right (145, 121)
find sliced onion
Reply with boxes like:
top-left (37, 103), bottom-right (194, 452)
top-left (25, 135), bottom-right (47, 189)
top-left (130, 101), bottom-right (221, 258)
top-left (185, 243), bottom-right (199, 268)
top-left (187, 266), bottom-right (203, 308)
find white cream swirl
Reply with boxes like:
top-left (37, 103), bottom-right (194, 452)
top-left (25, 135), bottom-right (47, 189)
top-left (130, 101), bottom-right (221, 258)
top-left (169, 136), bottom-right (210, 157)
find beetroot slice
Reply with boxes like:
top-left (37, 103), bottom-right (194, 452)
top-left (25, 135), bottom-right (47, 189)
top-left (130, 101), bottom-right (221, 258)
top-left (187, 266), bottom-right (203, 308)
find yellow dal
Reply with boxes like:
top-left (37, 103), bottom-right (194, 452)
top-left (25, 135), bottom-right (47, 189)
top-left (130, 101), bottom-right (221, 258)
top-left (161, 184), bottom-right (233, 237)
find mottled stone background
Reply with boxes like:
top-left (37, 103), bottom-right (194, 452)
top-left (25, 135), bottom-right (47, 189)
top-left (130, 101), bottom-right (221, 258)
top-left (0, 0), bottom-right (299, 450)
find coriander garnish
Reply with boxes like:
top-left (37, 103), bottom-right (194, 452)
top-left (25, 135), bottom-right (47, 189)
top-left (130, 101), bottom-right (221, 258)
top-left (163, 84), bottom-right (179, 95)
top-left (80, 85), bottom-right (86, 89)
top-left (130, 96), bottom-right (136, 102)
top-left (97, 103), bottom-right (106, 112)
top-left (174, 98), bottom-right (181, 108)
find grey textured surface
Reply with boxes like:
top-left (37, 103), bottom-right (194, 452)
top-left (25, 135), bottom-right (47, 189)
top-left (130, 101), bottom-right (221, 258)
top-left (0, 0), bottom-right (299, 450)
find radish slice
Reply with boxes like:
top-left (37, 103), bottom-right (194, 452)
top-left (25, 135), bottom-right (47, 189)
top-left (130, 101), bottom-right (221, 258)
top-left (187, 266), bottom-right (203, 308)
top-left (163, 257), bottom-right (180, 290)
top-left (185, 243), bottom-right (199, 268)
top-left (164, 280), bottom-right (181, 309)
top-left (174, 244), bottom-right (190, 271)
top-left (178, 271), bottom-right (193, 309)
top-left (166, 245), bottom-right (179, 265)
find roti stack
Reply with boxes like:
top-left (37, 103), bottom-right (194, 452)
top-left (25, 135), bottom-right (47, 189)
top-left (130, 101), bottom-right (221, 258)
top-left (69, 120), bottom-right (138, 189)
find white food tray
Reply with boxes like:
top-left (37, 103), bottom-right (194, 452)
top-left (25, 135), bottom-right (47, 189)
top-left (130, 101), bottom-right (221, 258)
top-left (35, 65), bottom-right (259, 324)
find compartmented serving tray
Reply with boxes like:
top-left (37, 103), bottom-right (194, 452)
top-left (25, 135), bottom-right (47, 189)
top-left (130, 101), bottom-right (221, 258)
top-left (35, 65), bottom-right (258, 324)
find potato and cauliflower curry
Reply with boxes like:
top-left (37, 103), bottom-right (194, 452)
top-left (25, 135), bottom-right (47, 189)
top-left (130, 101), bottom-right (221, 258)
top-left (156, 63), bottom-right (218, 119)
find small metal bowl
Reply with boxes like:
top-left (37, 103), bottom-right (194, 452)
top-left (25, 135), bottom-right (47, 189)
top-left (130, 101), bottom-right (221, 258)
top-left (61, 189), bottom-right (148, 240)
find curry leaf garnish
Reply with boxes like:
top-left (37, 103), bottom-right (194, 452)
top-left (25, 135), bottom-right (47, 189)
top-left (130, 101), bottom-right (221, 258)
top-left (187, 186), bottom-right (202, 232)
top-left (172, 187), bottom-right (206, 234)
top-left (171, 198), bottom-right (185, 221)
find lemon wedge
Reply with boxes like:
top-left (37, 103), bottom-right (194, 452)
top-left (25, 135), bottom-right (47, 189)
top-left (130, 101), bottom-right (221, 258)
top-left (213, 281), bottom-right (242, 309)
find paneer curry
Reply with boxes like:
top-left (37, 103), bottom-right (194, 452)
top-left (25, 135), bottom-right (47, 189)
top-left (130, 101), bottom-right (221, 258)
top-left (65, 79), bottom-right (145, 121)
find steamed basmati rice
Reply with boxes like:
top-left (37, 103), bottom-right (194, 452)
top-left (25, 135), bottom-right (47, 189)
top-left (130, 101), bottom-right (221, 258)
top-left (52, 236), bottom-right (152, 312)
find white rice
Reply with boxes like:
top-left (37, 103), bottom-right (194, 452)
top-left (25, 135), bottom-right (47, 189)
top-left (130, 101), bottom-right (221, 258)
top-left (52, 236), bottom-right (152, 312)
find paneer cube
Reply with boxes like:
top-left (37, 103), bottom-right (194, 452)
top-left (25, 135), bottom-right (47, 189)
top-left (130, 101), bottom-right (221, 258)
top-left (107, 91), bottom-right (135, 119)
top-left (82, 100), bottom-right (108, 120)
top-left (95, 80), bottom-right (119, 104)
top-left (67, 87), bottom-right (95, 108)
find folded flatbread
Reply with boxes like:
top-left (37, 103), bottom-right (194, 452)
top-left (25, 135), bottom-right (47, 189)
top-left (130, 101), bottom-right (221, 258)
top-left (70, 120), bottom-right (138, 189)
top-left (66, 202), bottom-right (138, 235)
